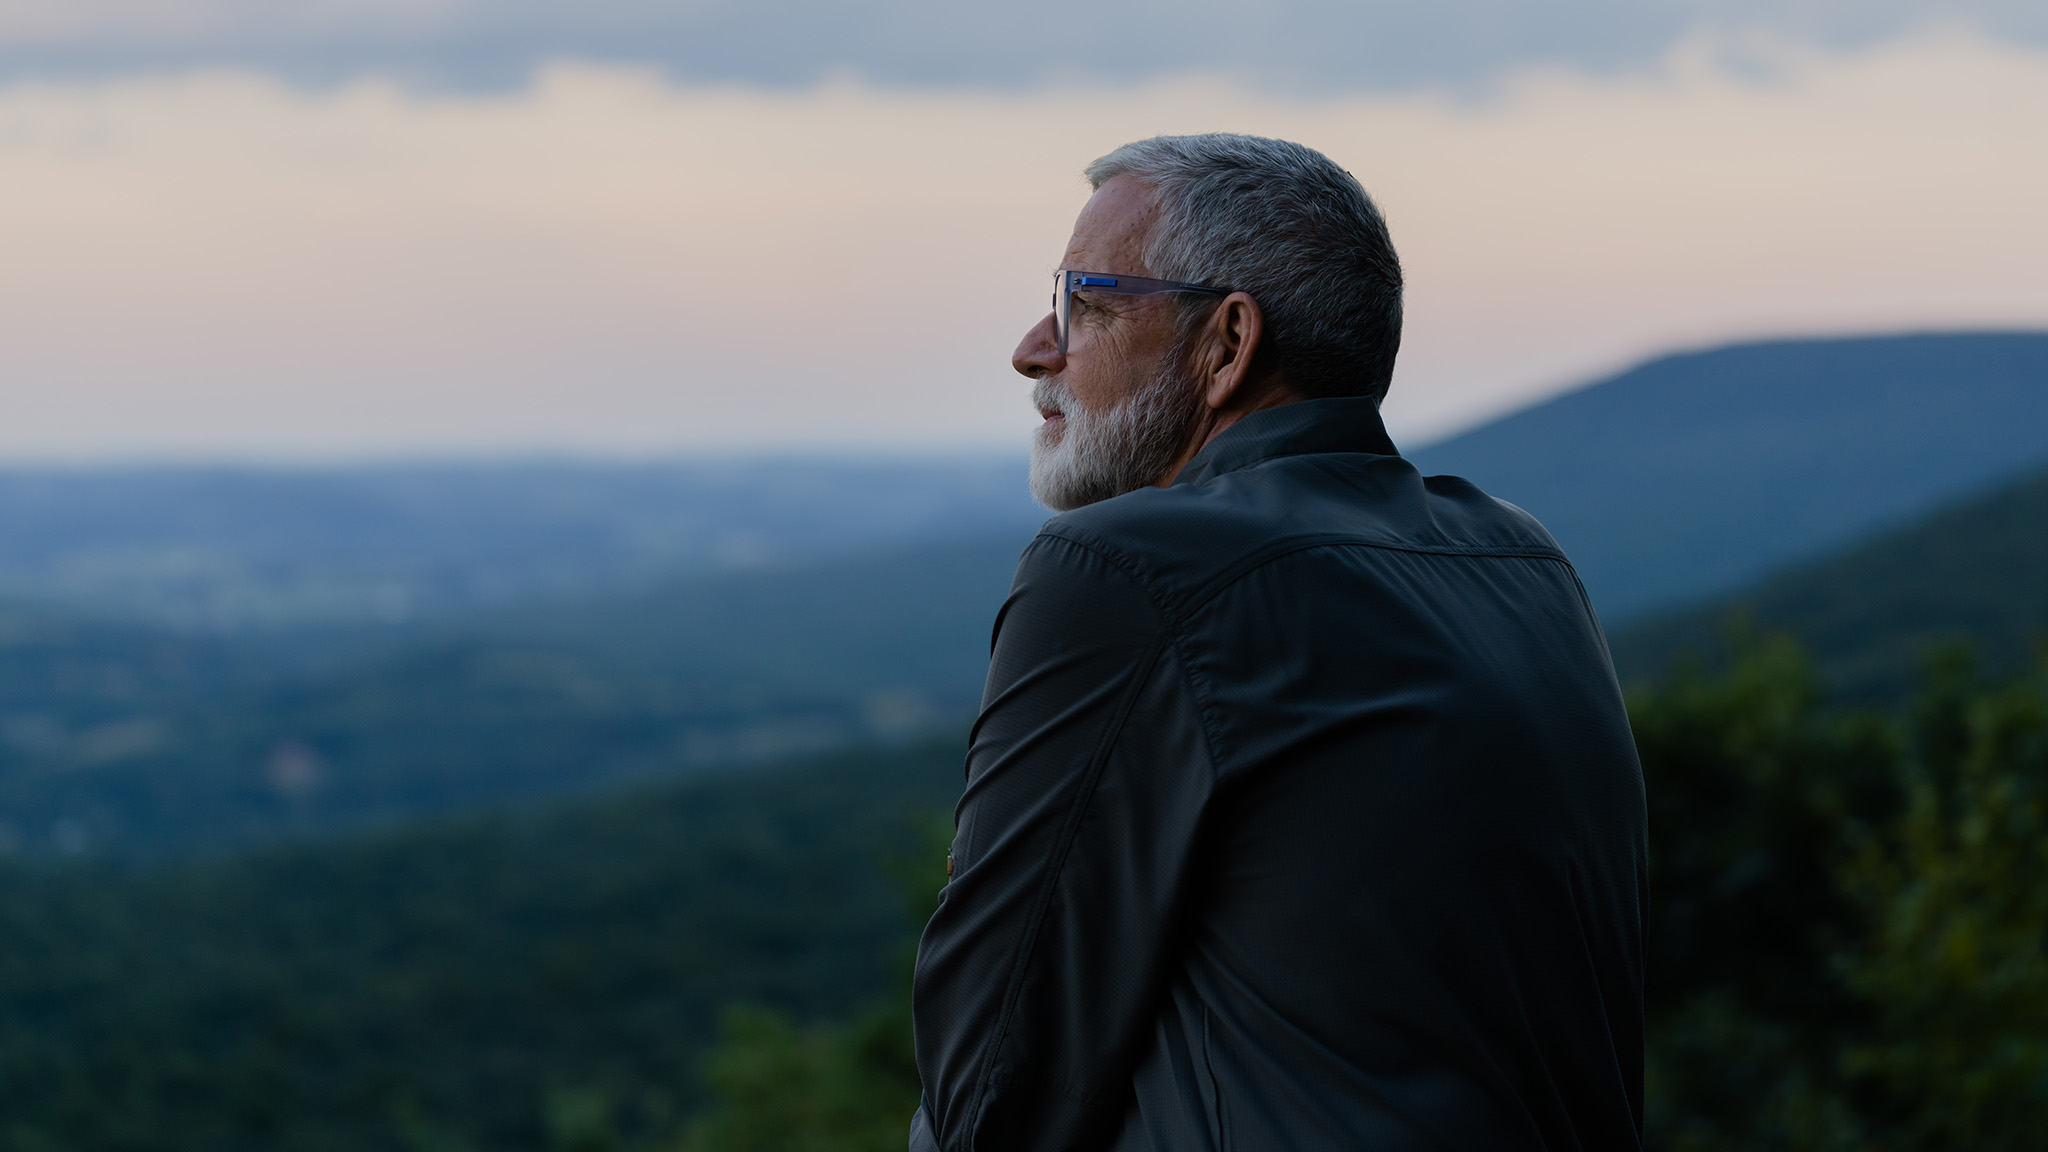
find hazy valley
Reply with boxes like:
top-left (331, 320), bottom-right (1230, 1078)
top-left (1, 329), bottom-right (2045, 1149)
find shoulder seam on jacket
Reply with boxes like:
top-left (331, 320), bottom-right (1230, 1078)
top-left (1188, 537), bottom-right (1577, 616)
top-left (1040, 524), bottom-right (1573, 625)
top-left (1026, 527), bottom-right (1189, 622)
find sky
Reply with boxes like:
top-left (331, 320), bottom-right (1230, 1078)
top-left (1, 1), bottom-right (2045, 460)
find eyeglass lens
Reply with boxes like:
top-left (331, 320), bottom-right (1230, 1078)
top-left (1054, 271), bottom-right (1072, 354)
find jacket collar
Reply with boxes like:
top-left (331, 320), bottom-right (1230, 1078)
top-left (1173, 396), bottom-right (1401, 487)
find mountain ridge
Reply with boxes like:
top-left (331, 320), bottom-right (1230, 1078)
top-left (1609, 458), bottom-right (2048, 698)
top-left (1410, 330), bottom-right (2048, 620)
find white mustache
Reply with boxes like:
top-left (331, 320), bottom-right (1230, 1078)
top-left (1032, 375), bottom-right (1073, 419)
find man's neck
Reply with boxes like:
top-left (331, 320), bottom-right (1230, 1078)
top-left (1157, 378), bottom-right (1307, 488)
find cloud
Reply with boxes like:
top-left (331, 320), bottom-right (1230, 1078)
top-left (1, 1), bottom-right (2046, 92)
top-left (0, 32), bottom-right (2043, 459)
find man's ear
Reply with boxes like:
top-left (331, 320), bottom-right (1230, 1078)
top-left (1201, 292), bottom-right (1267, 411)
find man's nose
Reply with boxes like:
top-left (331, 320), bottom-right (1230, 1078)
top-left (1013, 312), bottom-right (1063, 380)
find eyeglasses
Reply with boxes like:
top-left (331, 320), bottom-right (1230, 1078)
top-left (1053, 269), bottom-right (1230, 354)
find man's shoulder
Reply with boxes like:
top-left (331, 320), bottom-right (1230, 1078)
top-left (1032, 452), bottom-right (1569, 607)
top-left (1036, 474), bottom-right (1273, 583)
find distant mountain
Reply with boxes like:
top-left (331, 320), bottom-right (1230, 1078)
top-left (1609, 460), bottom-right (2048, 699)
top-left (0, 459), bottom-right (1040, 630)
top-left (1409, 332), bottom-right (2048, 621)
top-left (0, 533), bottom-right (1030, 858)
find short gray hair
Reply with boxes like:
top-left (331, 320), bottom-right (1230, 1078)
top-left (1086, 134), bottom-right (1403, 403)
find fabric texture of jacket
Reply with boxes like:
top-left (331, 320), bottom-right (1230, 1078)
top-left (910, 396), bottom-right (1647, 1152)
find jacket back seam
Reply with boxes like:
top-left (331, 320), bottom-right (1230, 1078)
top-left (959, 627), bottom-right (1176, 1150)
top-left (1167, 631), bottom-right (1230, 789)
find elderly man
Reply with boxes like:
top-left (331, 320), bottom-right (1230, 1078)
top-left (911, 135), bottom-right (1646, 1152)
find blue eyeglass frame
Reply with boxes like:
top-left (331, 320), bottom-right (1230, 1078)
top-left (1054, 269), bottom-right (1230, 354)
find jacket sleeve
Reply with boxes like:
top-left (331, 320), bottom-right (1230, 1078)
top-left (910, 531), bottom-right (1216, 1152)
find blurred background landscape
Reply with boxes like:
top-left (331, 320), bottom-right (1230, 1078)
top-left (2, 1), bottom-right (2047, 1150)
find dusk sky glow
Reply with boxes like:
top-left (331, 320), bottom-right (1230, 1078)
top-left (1, 5), bottom-right (2043, 460)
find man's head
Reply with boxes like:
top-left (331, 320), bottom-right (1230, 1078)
top-left (1016, 134), bottom-right (1403, 511)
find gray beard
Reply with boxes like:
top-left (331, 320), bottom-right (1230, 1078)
top-left (1028, 355), bottom-right (1206, 512)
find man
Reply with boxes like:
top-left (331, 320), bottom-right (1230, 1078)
top-left (911, 134), bottom-right (1646, 1152)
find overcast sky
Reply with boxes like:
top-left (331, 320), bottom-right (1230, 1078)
top-left (6, 0), bottom-right (2047, 90)
top-left (0, 2), bottom-right (2043, 459)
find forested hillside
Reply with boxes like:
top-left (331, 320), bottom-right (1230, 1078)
top-left (0, 738), bottom-right (958, 1152)
top-left (1611, 460), bottom-right (2048, 698)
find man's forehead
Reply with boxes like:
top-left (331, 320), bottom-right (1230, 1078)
top-left (1063, 175), bottom-right (1159, 273)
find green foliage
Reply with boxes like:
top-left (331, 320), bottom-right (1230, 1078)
top-left (667, 1005), bottom-right (919, 1152)
top-left (1637, 638), bottom-right (2048, 1150)
top-left (0, 740), bottom-right (960, 1152)
top-left (1836, 660), bottom-right (2048, 1149)
top-left (667, 816), bottom-right (945, 1152)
